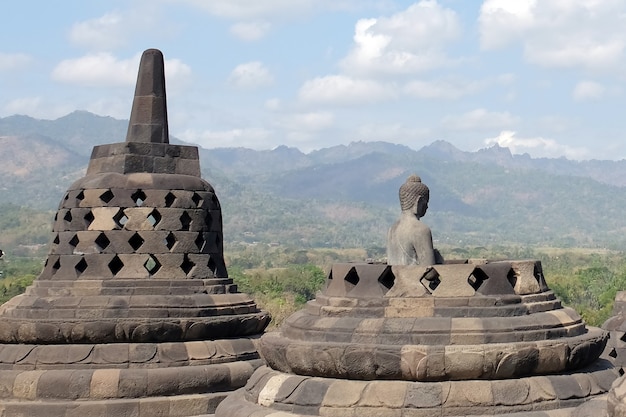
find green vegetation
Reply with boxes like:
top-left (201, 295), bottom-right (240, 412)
top-left (0, 257), bottom-right (42, 304)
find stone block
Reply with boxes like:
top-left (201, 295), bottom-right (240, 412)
top-left (89, 207), bottom-right (122, 231)
top-left (13, 370), bottom-right (45, 400)
top-left (429, 264), bottom-right (477, 297)
top-left (359, 380), bottom-right (407, 407)
top-left (404, 382), bottom-right (443, 408)
top-left (443, 380), bottom-right (493, 407)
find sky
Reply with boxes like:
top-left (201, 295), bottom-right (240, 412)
top-left (1, 0), bottom-right (626, 160)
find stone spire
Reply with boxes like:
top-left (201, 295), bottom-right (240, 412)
top-left (126, 48), bottom-right (169, 144)
top-left (0, 49), bottom-right (270, 417)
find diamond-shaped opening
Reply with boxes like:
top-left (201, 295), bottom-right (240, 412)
top-left (144, 255), bottom-right (161, 274)
top-left (54, 213), bottom-right (58, 222)
top-left (195, 233), bottom-right (205, 251)
top-left (620, 332), bottom-right (626, 343)
top-left (507, 268), bottom-right (517, 290)
top-left (132, 189), bottom-right (147, 207)
top-left (421, 268), bottom-right (441, 292)
top-left (345, 268), bottom-right (359, 293)
top-left (147, 209), bottom-right (161, 227)
top-left (52, 259), bottom-right (61, 274)
top-left (84, 211), bottom-right (95, 228)
top-left (95, 232), bottom-right (110, 250)
top-left (192, 192), bottom-right (203, 208)
top-left (165, 232), bottom-right (177, 250)
top-left (69, 234), bottom-right (79, 247)
top-left (63, 193), bottom-right (69, 201)
top-left (468, 268), bottom-right (488, 291)
top-left (129, 232), bottom-right (145, 251)
top-left (181, 254), bottom-right (195, 275)
top-left (100, 189), bottom-right (114, 203)
top-left (63, 210), bottom-right (73, 223)
top-left (76, 190), bottom-right (85, 202)
top-left (75, 258), bottom-right (88, 274)
top-left (378, 268), bottom-right (395, 291)
top-left (621, 367), bottom-right (625, 377)
top-left (207, 257), bottom-right (216, 274)
top-left (165, 192), bottom-right (176, 207)
top-left (113, 209), bottom-right (129, 228)
top-left (53, 234), bottom-right (60, 244)
top-left (180, 212), bottom-right (192, 231)
top-left (108, 256), bottom-right (124, 275)
top-left (610, 348), bottom-right (618, 358)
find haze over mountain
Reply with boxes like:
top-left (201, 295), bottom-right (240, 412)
top-left (2, 112), bottom-right (626, 251)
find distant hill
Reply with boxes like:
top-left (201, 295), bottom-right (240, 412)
top-left (1, 111), bottom-right (626, 252)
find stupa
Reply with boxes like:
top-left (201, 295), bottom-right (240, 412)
top-left (216, 176), bottom-right (616, 417)
top-left (0, 49), bottom-right (269, 416)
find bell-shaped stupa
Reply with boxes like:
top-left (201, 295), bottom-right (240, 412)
top-left (216, 176), bottom-right (616, 417)
top-left (0, 49), bottom-right (269, 416)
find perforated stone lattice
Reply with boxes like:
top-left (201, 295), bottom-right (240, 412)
top-left (46, 187), bottom-right (225, 279)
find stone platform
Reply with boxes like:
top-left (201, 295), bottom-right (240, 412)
top-left (216, 260), bottom-right (616, 417)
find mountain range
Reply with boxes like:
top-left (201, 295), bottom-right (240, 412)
top-left (2, 111), bottom-right (626, 251)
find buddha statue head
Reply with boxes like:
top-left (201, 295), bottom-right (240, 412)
top-left (399, 175), bottom-right (429, 218)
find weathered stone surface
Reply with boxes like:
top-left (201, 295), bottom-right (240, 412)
top-left (0, 48), bottom-right (269, 416)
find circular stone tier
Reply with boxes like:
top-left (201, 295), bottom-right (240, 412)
top-left (216, 261), bottom-right (617, 417)
top-left (217, 363), bottom-right (616, 417)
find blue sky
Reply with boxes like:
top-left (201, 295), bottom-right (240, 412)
top-left (1, 0), bottom-right (626, 160)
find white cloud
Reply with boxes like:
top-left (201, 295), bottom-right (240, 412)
top-left (264, 98), bottom-right (281, 111)
top-left (479, 0), bottom-right (626, 71)
top-left (177, 127), bottom-right (272, 148)
top-left (404, 79), bottom-right (483, 99)
top-left (164, 0), bottom-right (348, 20)
top-left (52, 53), bottom-right (138, 86)
top-left (228, 61), bottom-right (273, 89)
top-left (442, 108), bottom-right (519, 131)
top-left (51, 53), bottom-right (191, 88)
top-left (340, 1), bottom-right (461, 76)
top-left (69, 12), bottom-right (126, 51)
top-left (2, 97), bottom-right (74, 119)
top-left (230, 21), bottom-right (272, 41)
top-left (484, 130), bottom-right (589, 160)
top-left (275, 111), bottom-right (335, 131)
top-left (0, 52), bottom-right (32, 71)
top-left (354, 123), bottom-right (432, 143)
top-left (572, 80), bottom-right (606, 101)
top-left (298, 75), bottom-right (394, 104)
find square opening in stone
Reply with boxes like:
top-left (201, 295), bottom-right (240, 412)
top-left (95, 232), bottom-right (111, 250)
top-left (108, 256), bottom-right (124, 275)
top-left (84, 211), bottom-right (95, 228)
top-left (165, 232), bottom-right (177, 250)
top-left (180, 212), bottom-right (192, 231)
top-left (129, 232), bottom-right (145, 251)
top-left (132, 189), bottom-right (147, 207)
top-left (113, 209), bottom-right (129, 228)
top-left (194, 233), bottom-right (205, 251)
top-left (69, 234), bottom-right (79, 247)
top-left (144, 255), bottom-right (161, 274)
top-left (181, 255), bottom-right (195, 275)
top-left (147, 209), bottom-right (161, 227)
top-left (100, 189), bottom-right (114, 203)
top-left (165, 192), bottom-right (176, 207)
top-left (75, 258), bottom-right (88, 274)
top-left (192, 192), bottom-right (203, 208)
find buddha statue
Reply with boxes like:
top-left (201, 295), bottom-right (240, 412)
top-left (387, 174), bottom-right (439, 265)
